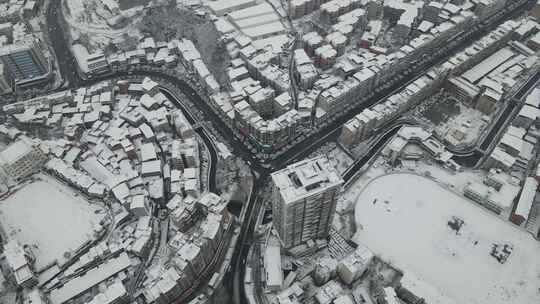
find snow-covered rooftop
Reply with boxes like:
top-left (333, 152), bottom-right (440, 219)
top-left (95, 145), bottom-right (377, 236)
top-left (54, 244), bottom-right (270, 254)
top-left (271, 156), bottom-right (343, 204)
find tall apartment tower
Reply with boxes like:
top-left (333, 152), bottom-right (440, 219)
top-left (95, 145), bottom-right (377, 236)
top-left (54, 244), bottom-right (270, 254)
top-left (271, 156), bottom-right (344, 249)
top-left (0, 39), bottom-right (48, 81)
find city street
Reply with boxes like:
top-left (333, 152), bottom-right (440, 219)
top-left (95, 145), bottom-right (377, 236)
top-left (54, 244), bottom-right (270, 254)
top-left (40, 0), bottom-right (539, 303)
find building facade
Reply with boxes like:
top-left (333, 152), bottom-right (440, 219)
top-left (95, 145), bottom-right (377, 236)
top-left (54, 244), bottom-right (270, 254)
top-left (271, 156), bottom-right (343, 249)
top-left (0, 137), bottom-right (48, 182)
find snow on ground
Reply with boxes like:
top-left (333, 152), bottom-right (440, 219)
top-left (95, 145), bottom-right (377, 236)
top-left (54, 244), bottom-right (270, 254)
top-left (402, 160), bottom-right (520, 219)
top-left (418, 95), bottom-right (489, 148)
top-left (326, 144), bottom-right (354, 175)
top-left (0, 176), bottom-right (105, 270)
top-left (435, 102), bottom-right (489, 147)
top-left (64, 0), bottom-right (145, 51)
top-left (348, 155), bottom-right (520, 218)
top-left (307, 142), bottom-right (354, 174)
top-left (352, 173), bottom-right (540, 304)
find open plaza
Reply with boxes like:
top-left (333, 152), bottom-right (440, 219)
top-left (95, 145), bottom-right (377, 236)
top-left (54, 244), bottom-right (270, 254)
top-left (0, 176), bottom-right (105, 270)
top-left (353, 173), bottom-right (540, 304)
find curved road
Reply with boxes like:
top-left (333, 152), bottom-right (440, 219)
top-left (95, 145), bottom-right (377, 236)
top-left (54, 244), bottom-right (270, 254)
top-left (46, 0), bottom-right (536, 171)
top-left (159, 87), bottom-right (219, 194)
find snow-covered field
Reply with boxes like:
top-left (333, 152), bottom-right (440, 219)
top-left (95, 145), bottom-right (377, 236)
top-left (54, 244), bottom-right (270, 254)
top-left (0, 177), bottom-right (105, 270)
top-left (353, 173), bottom-right (540, 304)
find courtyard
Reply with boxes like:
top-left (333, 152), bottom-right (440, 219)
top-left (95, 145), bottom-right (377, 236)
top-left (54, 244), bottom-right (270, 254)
top-left (353, 173), bottom-right (540, 304)
top-left (0, 176), bottom-right (106, 270)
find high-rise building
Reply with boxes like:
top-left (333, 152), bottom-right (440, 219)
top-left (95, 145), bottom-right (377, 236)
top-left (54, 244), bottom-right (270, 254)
top-left (0, 39), bottom-right (48, 82)
top-left (271, 156), bottom-right (343, 249)
top-left (0, 63), bottom-right (13, 94)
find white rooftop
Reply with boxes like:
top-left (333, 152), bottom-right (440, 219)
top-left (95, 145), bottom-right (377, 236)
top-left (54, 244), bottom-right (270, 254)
top-left (49, 253), bottom-right (131, 304)
top-left (271, 156), bottom-right (343, 204)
